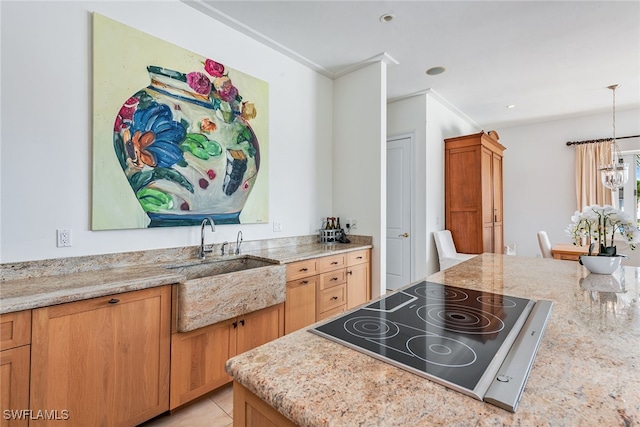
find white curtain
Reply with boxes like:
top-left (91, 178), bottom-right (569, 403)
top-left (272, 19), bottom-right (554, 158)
top-left (575, 141), bottom-right (612, 211)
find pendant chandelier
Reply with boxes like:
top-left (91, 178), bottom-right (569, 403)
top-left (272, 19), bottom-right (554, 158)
top-left (599, 84), bottom-right (629, 190)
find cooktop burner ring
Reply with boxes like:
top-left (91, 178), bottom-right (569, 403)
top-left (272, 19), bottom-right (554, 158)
top-left (417, 304), bottom-right (505, 335)
top-left (477, 295), bottom-right (517, 308)
top-left (406, 333), bottom-right (477, 367)
top-left (414, 284), bottom-right (469, 302)
top-left (344, 316), bottom-right (400, 339)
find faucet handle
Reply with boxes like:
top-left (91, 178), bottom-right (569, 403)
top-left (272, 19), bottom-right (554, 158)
top-left (221, 241), bottom-right (229, 255)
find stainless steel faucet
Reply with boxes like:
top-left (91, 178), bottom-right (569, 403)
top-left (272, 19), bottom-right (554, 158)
top-left (235, 230), bottom-right (243, 255)
top-left (200, 217), bottom-right (215, 259)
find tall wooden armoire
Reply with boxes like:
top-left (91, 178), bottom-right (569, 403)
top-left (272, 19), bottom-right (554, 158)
top-left (444, 131), bottom-right (505, 254)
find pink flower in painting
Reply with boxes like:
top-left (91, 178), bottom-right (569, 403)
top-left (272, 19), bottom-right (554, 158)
top-left (204, 59), bottom-right (225, 77)
top-left (114, 97), bottom-right (139, 131)
top-left (187, 71), bottom-right (212, 95)
top-left (213, 76), bottom-right (238, 103)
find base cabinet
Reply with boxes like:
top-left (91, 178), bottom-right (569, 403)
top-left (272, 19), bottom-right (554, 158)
top-left (30, 286), bottom-right (171, 426)
top-left (284, 249), bottom-right (371, 332)
top-left (233, 381), bottom-right (296, 427)
top-left (170, 303), bottom-right (284, 410)
top-left (1, 310), bottom-right (31, 427)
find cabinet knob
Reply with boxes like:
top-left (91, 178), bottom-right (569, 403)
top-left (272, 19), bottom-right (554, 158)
top-left (331, 296), bottom-right (338, 300)
top-left (331, 277), bottom-right (338, 281)
top-left (399, 233), bottom-right (409, 238)
top-left (348, 270), bottom-right (353, 275)
top-left (233, 321), bottom-right (238, 328)
top-left (108, 298), bottom-right (120, 304)
top-left (300, 268), bottom-right (308, 272)
top-left (240, 319), bottom-right (245, 326)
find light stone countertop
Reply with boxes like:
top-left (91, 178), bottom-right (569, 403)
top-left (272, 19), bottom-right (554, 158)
top-left (225, 254), bottom-right (640, 426)
top-left (0, 237), bottom-right (372, 314)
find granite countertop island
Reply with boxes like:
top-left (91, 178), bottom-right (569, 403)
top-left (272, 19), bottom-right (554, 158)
top-left (225, 254), bottom-right (640, 426)
top-left (0, 236), bottom-right (372, 314)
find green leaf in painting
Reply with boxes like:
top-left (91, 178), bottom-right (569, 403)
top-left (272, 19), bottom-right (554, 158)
top-left (136, 187), bottom-right (172, 212)
top-left (129, 170), bottom-right (154, 192)
top-left (204, 140), bottom-right (222, 157)
top-left (113, 133), bottom-right (127, 170)
top-left (236, 126), bottom-right (252, 144)
top-left (180, 139), bottom-right (209, 159)
top-left (153, 168), bottom-right (194, 193)
top-left (129, 168), bottom-right (194, 193)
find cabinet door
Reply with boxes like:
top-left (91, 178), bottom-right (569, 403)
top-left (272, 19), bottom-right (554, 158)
top-left (31, 286), bottom-right (171, 426)
top-left (0, 346), bottom-right (30, 427)
top-left (235, 303), bottom-right (284, 356)
top-left (170, 319), bottom-right (234, 409)
top-left (347, 262), bottom-right (370, 310)
top-left (285, 277), bottom-right (317, 335)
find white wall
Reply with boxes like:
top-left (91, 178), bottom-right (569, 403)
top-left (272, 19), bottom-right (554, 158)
top-left (333, 62), bottom-right (387, 298)
top-left (387, 92), bottom-right (479, 278)
top-left (497, 108), bottom-right (640, 258)
top-left (0, 1), bottom-right (333, 263)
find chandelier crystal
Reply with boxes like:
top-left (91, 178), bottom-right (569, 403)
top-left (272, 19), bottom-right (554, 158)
top-left (599, 84), bottom-right (629, 190)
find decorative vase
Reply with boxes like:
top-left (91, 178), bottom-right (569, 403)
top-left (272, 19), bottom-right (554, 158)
top-left (113, 66), bottom-right (260, 227)
top-left (579, 255), bottom-right (622, 275)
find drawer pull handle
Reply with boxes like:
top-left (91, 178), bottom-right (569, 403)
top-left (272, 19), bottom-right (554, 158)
top-left (301, 280), bottom-right (309, 285)
top-left (331, 277), bottom-right (338, 281)
top-left (300, 268), bottom-right (308, 272)
top-left (356, 256), bottom-right (363, 259)
top-left (108, 298), bottom-right (120, 304)
top-left (233, 321), bottom-right (238, 328)
top-left (240, 319), bottom-right (245, 326)
top-left (331, 261), bottom-right (338, 265)
top-left (331, 296), bottom-right (338, 300)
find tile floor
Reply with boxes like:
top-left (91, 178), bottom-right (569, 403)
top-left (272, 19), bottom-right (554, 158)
top-left (139, 384), bottom-right (233, 427)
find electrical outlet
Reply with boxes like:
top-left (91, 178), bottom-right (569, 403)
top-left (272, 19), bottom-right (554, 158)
top-left (351, 219), bottom-right (358, 230)
top-left (57, 229), bottom-right (72, 247)
top-left (273, 220), bottom-right (283, 232)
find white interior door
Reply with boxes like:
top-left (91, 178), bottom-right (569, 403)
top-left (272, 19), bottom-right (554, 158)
top-left (386, 136), bottom-right (412, 291)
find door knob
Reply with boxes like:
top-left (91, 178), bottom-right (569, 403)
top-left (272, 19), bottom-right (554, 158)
top-left (399, 233), bottom-right (409, 238)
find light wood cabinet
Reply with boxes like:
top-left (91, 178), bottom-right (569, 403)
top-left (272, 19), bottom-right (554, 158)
top-left (30, 286), bottom-right (171, 426)
top-left (1, 310), bottom-right (31, 427)
top-left (445, 131), bottom-right (505, 254)
top-left (170, 303), bottom-right (284, 410)
top-left (234, 303), bottom-right (285, 356)
top-left (284, 249), bottom-right (371, 331)
top-left (284, 275), bottom-right (317, 335)
top-left (233, 381), bottom-right (296, 427)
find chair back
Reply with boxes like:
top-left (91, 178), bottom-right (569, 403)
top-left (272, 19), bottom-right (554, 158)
top-left (434, 230), bottom-right (458, 259)
top-left (537, 231), bottom-right (553, 258)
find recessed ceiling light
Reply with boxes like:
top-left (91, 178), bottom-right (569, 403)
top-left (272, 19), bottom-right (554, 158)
top-left (506, 104), bottom-right (516, 109)
top-left (380, 13), bottom-right (395, 23)
top-left (426, 66), bottom-right (446, 76)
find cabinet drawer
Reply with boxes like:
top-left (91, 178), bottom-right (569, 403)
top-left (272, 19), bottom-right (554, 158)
top-left (318, 284), bottom-right (346, 313)
top-left (318, 254), bottom-right (346, 272)
top-left (286, 259), bottom-right (318, 281)
top-left (319, 269), bottom-right (347, 290)
top-left (0, 310), bottom-right (31, 351)
top-left (317, 304), bottom-right (346, 321)
top-left (348, 249), bottom-right (370, 266)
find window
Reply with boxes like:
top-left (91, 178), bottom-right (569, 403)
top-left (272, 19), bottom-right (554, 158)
top-left (618, 153), bottom-right (640, 229)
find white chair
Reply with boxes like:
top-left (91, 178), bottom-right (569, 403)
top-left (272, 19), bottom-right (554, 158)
top-left (537, 231), bottom-right (553, 258)
top-left (433, 230), bottom-right (476, 271)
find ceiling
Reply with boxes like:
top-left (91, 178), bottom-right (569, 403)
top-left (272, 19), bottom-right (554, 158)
top-left (185, 0), bottom-right (640, 130)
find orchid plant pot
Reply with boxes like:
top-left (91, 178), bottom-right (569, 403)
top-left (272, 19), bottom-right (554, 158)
top-left (579, 255), bottom-right (622, 275)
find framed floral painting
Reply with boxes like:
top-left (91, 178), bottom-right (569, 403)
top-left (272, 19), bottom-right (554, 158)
top-left (92, 13), bottom-right (269, 229)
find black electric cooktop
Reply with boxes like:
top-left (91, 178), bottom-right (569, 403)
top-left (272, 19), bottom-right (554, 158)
top-left (311, 281), bottom-right (553, 412)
